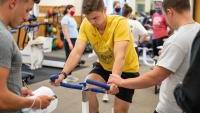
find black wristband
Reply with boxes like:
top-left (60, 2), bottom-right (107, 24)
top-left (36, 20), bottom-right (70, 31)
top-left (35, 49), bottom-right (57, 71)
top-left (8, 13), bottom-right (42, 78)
top-left (59, 72), bottom-right (68, 79)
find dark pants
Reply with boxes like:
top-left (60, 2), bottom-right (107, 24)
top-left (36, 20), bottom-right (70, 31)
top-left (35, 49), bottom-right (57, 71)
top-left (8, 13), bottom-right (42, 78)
top-left (152, 36), bottom-right (167, 56)
top-left (63, 38), bottom-right (76, 75)
top-left (153, 110), bottom-right (158, 113)
top-left (63, 38), bottom-right (77, 60)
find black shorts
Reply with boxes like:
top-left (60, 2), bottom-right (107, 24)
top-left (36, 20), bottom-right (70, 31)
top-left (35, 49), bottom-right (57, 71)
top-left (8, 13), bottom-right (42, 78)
top-left (153, 110), bottom-right (158, 113)
top-left (89, 63), bottom-right (139, 103)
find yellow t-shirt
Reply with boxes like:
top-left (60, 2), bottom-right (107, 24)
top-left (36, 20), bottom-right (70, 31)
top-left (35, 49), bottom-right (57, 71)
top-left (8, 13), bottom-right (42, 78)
top-left (78, 15), bottom-right (139, 73)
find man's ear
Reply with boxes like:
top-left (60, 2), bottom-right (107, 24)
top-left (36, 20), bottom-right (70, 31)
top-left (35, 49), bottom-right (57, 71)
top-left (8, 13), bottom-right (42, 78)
top-left (9, 0), bottom-right (17, 9)
top-left (167, 8), bottom-right (175, 16)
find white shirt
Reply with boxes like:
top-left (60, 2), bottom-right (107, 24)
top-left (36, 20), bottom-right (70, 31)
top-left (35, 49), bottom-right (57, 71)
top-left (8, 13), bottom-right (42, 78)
top-left (156, 22), bottom-right (200, 113)
top-left (128, 19), bottom-right (148, 47)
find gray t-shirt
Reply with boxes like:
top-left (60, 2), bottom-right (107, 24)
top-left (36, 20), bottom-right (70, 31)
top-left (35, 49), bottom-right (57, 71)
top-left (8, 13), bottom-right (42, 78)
top-left (0, 21), bottom-right (22, 113)
top-left (156, 22), bottom-right (200, 113)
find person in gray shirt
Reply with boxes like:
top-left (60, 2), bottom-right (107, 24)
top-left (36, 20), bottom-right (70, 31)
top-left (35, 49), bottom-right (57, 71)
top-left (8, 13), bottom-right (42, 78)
top-left (0, 0), bottom-right (53, 112)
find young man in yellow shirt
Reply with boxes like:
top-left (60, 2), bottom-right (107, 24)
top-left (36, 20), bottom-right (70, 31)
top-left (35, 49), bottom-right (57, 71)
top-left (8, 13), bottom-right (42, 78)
top-left (108, 0), bottom-right (200, 113)
top-left (53, 0), bottom-right (139, 113)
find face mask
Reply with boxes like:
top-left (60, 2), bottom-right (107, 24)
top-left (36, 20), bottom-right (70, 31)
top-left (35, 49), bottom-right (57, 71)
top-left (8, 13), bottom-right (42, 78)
top-left (70, 11), bottom-right (75, 16)
top-left (115, 8), bottom-right (121, 13)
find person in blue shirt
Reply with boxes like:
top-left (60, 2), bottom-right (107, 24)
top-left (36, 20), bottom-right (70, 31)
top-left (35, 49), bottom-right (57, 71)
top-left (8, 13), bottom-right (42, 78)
top-left (61, 5), bottom-right (78, 59)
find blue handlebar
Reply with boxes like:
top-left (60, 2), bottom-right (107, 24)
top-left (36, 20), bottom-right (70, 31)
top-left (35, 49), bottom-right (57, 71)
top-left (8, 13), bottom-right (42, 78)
top-left (60, 82), bottom-right (83, 90)
top-left (50, 74), bottom-right (59, 82)
top-left (86, 79), bottom-right (110, 90)
top-left (89, 88), bottom-right (106, 93)
top-left (49, 74), bottom-right (109, 93)
top-left (50, 74), bottom-right (83, 90)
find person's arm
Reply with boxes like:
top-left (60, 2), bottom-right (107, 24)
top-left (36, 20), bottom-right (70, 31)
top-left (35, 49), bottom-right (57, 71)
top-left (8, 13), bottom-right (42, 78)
top-left (55, 39), bottom-right (87, 82)
top-left (139, 32), bottom-right (148, 43)
top-left (108, 66), bottom-right (171, 89)
top-left (108, 41), bottom-right (129, 94)
top-left (0, 67), bottom-right (53, 111)
top-left (62, 25), bottom-right (73, 50)
top-left (109, 43), bottom-right (186, 89)
top-left (112, 41), bottom-right (129, 75)
top-left (139, 34), bottom-right (149, 43)
top-left (0, 67), bottom-right (32, 110)
top-left (136, 21), bottom-right (149, 43)
top-left (119, 66), bottom-right (171, 89)
top-left (55, 19), bottom-right (89, 82)
top-left (110, 18), bottom-right (132, 76)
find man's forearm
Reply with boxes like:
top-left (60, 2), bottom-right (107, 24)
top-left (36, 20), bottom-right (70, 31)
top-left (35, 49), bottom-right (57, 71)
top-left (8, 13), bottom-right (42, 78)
top-left (62, 49), bottom-right (82, 74)
top-left (112, 41), bottom-right (128, 76)
top-left (0, 90), bottom-right (33, 111)
top-left (112, 56), bottom-right (125, 75)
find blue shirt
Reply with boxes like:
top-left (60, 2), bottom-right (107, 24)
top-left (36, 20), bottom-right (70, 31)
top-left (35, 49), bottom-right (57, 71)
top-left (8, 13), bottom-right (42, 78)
top-left (61, 15), bottom-right (78, 38)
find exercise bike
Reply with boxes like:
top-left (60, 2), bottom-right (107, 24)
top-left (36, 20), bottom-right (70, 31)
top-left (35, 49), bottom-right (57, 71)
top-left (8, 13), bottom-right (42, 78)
top-left (11, 19), bottom-right (50, 82)
top-left (50, 74), bottom-right (111, 113)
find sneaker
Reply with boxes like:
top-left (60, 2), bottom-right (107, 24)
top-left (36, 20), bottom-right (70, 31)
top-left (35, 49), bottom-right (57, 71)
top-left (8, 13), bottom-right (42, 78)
top-left (65, 75), bottom-right (79, 82)
top-left (102, 94), bottom-right (109, 103)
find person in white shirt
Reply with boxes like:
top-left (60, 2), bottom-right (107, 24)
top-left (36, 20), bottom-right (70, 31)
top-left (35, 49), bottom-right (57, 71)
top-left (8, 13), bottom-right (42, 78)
top-left (122, 4), bottom-right (148, 53)
top-left (108, 0), bottom-right (200, 113)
